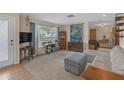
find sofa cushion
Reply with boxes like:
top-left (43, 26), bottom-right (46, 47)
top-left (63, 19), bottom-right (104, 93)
top-left (110, 46), bottom-right (120, 56)
top-left (110, 46), bottom-right (123, 61)
top-left (110, 46), bottom-right (124, 74)
top-left (110, 46), bottom-right (124, 63)
top-left (111, 46), bottom-right (121, 54)
top-left (112, 51), bottom-right (124, 69)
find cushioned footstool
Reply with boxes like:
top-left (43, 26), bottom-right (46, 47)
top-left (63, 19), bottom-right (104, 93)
top-left (64, 53), bottom-right (87, 75)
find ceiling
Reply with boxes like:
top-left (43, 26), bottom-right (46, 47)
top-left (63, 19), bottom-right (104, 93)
top-left (21, 13), bottom-right (116, 25)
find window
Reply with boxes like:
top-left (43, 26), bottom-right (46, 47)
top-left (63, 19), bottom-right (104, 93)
top-left (38, 26), bottom-right (58, 48)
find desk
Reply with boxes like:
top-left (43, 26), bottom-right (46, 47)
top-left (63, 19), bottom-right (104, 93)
top-left (20, 47), bottom-right (33, 63)
top-left (44, 43), bottom-right (56, 54)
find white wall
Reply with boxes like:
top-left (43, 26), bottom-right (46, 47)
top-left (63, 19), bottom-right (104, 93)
top-left (96, 25), bottom-right (113, 40)
top-left (29, 18), bottom-right (60, 27)
top-left (83, 22), bottom-right (89, 50)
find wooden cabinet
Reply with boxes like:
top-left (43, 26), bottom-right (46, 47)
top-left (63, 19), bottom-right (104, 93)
top-left (58, 31), bottom-right (67, 49)
top-left (68, 42), bottom-right (83, 52)
top-left (98, 40), bottom-right (112, 48)
top-left (89, 40), bottom-right (97, 50)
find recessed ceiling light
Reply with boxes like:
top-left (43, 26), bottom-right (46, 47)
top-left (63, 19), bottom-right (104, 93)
top-left (67, 14), bottom-right (75, 18)
top-left (97, 23), bottom-right (109, 27)
top-left (97, 23), bottom-right (104, 26)
top-left (102, 14), bottom-right (107, 17)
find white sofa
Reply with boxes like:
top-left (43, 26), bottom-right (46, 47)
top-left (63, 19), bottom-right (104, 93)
top-left (88, 46), bottom-right (124, 75)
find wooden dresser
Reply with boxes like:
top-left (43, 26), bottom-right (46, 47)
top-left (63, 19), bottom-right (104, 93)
top-left (68, 42), bottom-right (83, 52)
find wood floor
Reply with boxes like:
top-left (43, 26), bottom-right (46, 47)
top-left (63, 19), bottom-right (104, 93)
top-left (0, 64), bottom-right (34, 80)
top-left (82, 66), bottom-right (124, 80)
top-left (1, 64), bottom-right (124, 80)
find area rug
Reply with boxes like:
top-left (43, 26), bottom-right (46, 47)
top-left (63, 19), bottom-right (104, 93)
top-left (23, 51), bottom-right (84, 80)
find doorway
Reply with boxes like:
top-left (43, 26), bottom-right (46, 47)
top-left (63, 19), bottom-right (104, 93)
top-left (0, 16), bottom-right (15, 67)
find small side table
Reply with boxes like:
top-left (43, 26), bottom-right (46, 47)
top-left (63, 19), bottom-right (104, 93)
top-left (20, 47), bottom-right (33, 63)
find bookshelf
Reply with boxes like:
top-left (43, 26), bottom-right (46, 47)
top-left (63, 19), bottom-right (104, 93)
top-left (115, 13), bottom-right (124, 45)
top-left (58, 31), bottom-right (67, 49)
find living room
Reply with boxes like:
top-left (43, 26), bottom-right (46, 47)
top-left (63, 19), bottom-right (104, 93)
top-left (0, 13), bottom-right (124, 80)
top-left (1, 0), bottom-right (124, 93)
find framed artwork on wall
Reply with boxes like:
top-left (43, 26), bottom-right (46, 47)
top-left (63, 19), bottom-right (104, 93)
top-left (70, 23), bottom-right (83, 43)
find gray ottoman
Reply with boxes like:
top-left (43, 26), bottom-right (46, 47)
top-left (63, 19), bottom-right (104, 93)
top-left (64, 53), bottom-right (87, 75)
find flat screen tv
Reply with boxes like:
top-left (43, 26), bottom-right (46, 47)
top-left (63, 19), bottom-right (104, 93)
top-left (20, 32), bottom-right (32, 43)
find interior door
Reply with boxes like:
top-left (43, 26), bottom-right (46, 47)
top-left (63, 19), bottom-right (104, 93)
top-left (0, 16), bottom-right (15, 67)
top-left (90, 28), bottom-right (96, 40)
